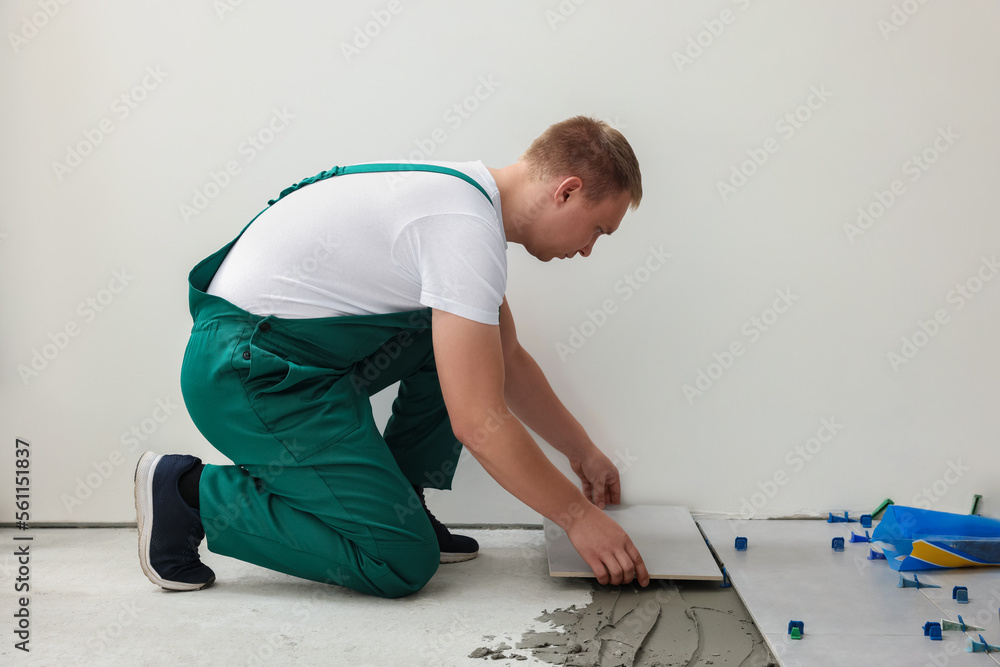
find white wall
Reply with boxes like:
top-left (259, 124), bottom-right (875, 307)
top-left (2, 0), bottom-right (998, 525)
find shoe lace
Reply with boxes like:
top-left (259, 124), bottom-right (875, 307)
top-left (183, 518), bottom-right (206, 563)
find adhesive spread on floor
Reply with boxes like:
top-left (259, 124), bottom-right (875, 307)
top-left (494, 582), bottom-right (776, 667)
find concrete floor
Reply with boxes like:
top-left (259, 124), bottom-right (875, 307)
top-left (0, 527), bottom-right (773, 666)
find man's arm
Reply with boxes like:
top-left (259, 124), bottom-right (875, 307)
top-left (498, 296), bottom-right (622, 508)
top-left (432, 307), bottom-right (648, 586)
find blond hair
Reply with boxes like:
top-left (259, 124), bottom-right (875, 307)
top-left (521, 116), bottom-right (642, 209)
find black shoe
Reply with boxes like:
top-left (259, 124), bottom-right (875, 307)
top-left (134, 452), bottom-right (216, 590)
top-left (413, 486), bottom-right (479, 563)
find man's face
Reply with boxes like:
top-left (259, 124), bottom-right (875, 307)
top-left (527, 184), bottom-right (632, 262)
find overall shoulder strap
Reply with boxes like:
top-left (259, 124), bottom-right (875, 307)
top-left (267, 162), bottom-right (492, 206)
top-left (340, 163), bottom-right (492, 202)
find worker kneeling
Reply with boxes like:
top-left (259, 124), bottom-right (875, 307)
top-left (134, 116), bottom-right (650, 598)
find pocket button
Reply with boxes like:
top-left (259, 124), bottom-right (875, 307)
top-left (243, 351), bottom-right (251, 360)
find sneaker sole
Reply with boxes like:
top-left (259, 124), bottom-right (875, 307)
top-left (134, 451), bottom-right (213, 591)
top-left (440, 551), bottom-right (479, 564)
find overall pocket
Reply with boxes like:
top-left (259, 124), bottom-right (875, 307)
top-left (245, 349), bottom-right (362, 463)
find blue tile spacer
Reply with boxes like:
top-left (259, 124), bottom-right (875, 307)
top-left (953, 586), bottom-right (969, 604)
top-left (867, 547), bottom-right (886, 560)
top-left (832, 537), bottom-right (845, 551)
top-left (735, 536), bottom-right (748, 551)
top-left (850, 530), bottom-right (871, 543)
top-left (958, 615), bottom-right (968, 631)
top-left (923, 621), bottom-right (942, 641)
top-left (900, 574), bottom-right (940, 589)
top-left (788, 620), bottom-right (804, 635)
top-left (827, 511), bottom-right (852, 523)
top-left (860, 514), bottom-right (873, 528)
top-left (720, 567), bottom-right (731, 588)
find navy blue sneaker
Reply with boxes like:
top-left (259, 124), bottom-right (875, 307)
top-left (413, 486), bottom-right (479, 563)
top-left (134, 452), bottom-right (216, 591)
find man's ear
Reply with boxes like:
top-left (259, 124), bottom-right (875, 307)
top-left (554, 176), bottom-right (583, 205)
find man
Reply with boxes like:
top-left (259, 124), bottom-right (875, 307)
top-left (134, 116), bottom-right (649, 599)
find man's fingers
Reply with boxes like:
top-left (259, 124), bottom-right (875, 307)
top-left (604, 557), bottom-right (625, 586)
top-left (609, 476), bottom-right (622, 505)
top-left (593, 473), bottom-right (607, 509)
top-left (585, 555), bottom-right (610, 585)
top-left (636, 559), bottom-right (650, 587)
top-left (615, 550), bottom-right (636, 585)
top-left (586, 548), bottom-right (623, 586)
top-left (626, 541), bottom-right (650, 587)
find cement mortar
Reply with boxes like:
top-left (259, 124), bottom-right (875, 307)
top-left (508, 581), bottom-right (776, 667)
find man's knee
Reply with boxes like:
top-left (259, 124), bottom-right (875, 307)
top-left (372, 539), bottom-right (439, 599)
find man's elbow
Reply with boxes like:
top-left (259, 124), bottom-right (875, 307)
top-left (503, 342), bottom-right (524, 371)
top-left (450, 405), bottom-right (515, 451)
top-left (502, 344), bottom-right (526, 395)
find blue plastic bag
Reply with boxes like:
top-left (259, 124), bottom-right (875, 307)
top-left (872, 505), bottom-right (1000, 572)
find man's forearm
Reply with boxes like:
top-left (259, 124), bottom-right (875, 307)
top-left (461, 406), bottom-right (595, 531)
top-left (503, 345), bottom-right (595, 461)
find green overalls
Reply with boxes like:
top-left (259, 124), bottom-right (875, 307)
top-left (181, 164), bottom-right (494, 599)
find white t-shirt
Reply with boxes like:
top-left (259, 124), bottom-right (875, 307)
top-left (206, 160), bottom-right (507, 325)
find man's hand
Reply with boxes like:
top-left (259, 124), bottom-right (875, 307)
top-left (566, 504), bottom-right (650, 586)
top-left (570, 447), bottom-right (621, 509)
